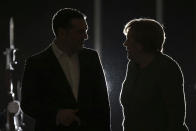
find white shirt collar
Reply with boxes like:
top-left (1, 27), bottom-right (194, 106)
top-left (52, 42), bottom-right (78, 59)
top-left (52, 42), bottom-right (64, 58)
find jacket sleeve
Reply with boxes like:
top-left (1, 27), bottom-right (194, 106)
top-left (91, 52), bottom-right (111, 131)
top-left (21, 58), bottom-right (42, 118)
top-left (21, 58), bottom-right (58, 130)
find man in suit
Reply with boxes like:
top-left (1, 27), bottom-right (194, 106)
top-left (21, 8), bottom-right (110, 131)
top-left (120, 18), bottom-right (189, 131)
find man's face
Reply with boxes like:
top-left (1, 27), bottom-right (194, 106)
top-left (123, 30), bottom-right (143, 60)
top-left (65, 18), bottom-right (88, 53)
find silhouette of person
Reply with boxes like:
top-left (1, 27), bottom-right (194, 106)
top-left (120, 18), bottom-right (189, 131)
top-left (21, 8), bottom-right (110, 131)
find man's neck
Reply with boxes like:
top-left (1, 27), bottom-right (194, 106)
top-left (54, 39), bottom-right (75, 57)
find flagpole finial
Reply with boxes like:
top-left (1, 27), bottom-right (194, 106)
top-left (9, 17), bottom-right (14, 49)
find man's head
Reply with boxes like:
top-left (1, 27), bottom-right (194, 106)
top-left (123, 18), bottom-right (166, 60)
top-left (52, 8), bottom-right (88, 54)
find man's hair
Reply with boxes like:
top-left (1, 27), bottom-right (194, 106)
top-left (123, 18), bottom-right (166, 53)
top-left (52, 8), bottom-right (86, 36)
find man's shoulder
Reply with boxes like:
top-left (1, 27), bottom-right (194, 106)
top-left (81, 47), bottom-right (97, 54)
top-left (24, 46), bottom-right (54, 68)
top-left (80, 47), bottom-right (99, 58)
top-left (27, 46), bottom-right (52, 61)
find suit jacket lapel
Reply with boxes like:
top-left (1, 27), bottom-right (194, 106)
top-left (46, 46), bottom-right (77, 102)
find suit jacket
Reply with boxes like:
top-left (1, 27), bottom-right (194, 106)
top-left (21, 46), bottom-right (110, 131)
top-left (120, 53), bottom-right (188, 131)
